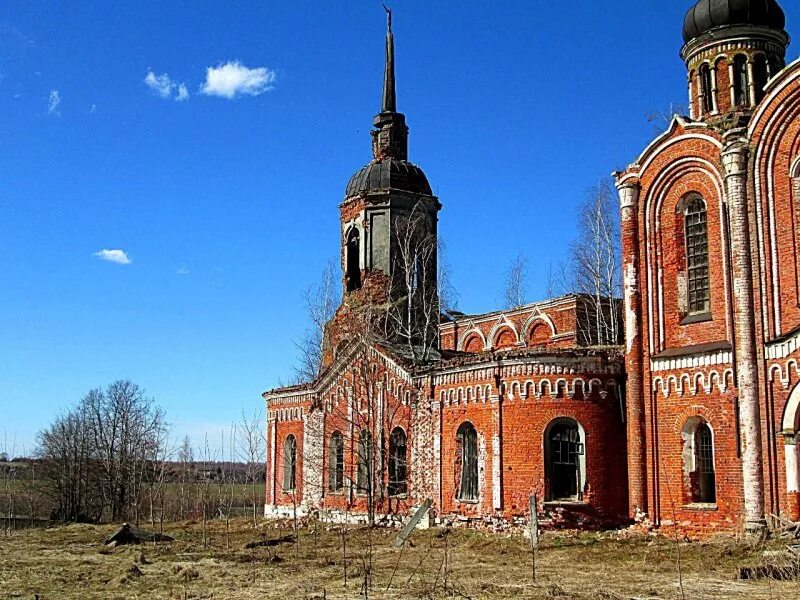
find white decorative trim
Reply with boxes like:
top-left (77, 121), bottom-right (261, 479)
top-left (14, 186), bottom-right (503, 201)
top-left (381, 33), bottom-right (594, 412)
top-left (765, 328), bottom-right (800, 360)
top-left (651, 348), bottom-right (733, 372)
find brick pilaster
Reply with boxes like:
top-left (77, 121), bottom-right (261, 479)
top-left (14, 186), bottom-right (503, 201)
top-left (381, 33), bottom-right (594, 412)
top-left (617, 178), bottom-right (647, 519)
top-left (722, 130), bottom-right (766, 534)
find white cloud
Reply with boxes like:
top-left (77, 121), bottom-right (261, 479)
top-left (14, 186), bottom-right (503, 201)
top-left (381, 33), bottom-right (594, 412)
top-left (93, 249), bottom-right (131, 265)
top-left (200, 61), bottom-right (276, 99)
top-left (144, 70), bottom-right (189, 102)
top-left (177, 267), bottom-right (190, 275)
top-left (175, 83), bottom-right (189, 102)
top-left (47, 90), bottom-right (61, 116)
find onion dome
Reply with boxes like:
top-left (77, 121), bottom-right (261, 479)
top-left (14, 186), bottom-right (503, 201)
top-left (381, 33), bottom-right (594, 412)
top-left (683, 0), bottom-right (786, 43)
top-left (345, 158), bottom-right (432, 196)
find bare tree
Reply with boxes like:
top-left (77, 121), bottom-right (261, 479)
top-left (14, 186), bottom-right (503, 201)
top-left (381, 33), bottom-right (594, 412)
top-left (503, 253), bottom-right (529, 309)
top-left (295, 260), bottom-right (341, 383)
top-left (36, 380), bottom-right (168, 524)
top-left (237, 408), bottom-right (266, 528)
top-left (569, 180), bottom-right (622, 346)
top-left (438, 238), bottom-right (459, 316)
top-left (646, 102), bottom-right (690, 133)
top-left (177, 435), bottom-right (194, 520)
top-left (384, 201), bottom-right (441, 363)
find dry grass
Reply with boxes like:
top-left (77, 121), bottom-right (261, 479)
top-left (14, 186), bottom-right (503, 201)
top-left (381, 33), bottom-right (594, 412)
top-left (0, 518), bottom-right (797, 599)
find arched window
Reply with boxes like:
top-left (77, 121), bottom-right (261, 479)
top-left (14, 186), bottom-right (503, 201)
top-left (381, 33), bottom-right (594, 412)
top-left (345, 228), bottom-right (361, 292)
top-left (699, 63), bottom-right (713, 114)
top-left (283, 435), bottom-right (297, 491)
top-left (732, 54), bottom-right (749, 107)
top-left (456, 422), bottom-right (478, 501)
top-left (753, 54), bottom-right (769, 104)
top-left (545, 419), bottom-right (585, 501)
top-left (768, 55), bottom-right (783, 79)
top-left (694, 422), bottom-right (716, 503)
top-left (356, 429), bottom-right (373, 494)
top-left (388, 427), bottom-right (407, 496)
top-left (684, 196), bottom-right (710, 314)
top-left (328, 431), bottom-right (344, 492)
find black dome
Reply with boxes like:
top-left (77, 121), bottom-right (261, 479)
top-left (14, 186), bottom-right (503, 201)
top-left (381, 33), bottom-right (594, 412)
top-left (345, 158), bottom-right (432, 197)
top-left (683, 0), bottom-right (786, 43)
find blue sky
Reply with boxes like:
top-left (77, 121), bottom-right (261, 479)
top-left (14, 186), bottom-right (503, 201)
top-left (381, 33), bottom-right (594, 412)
top-left (2, 1), bottom-right (797, 453)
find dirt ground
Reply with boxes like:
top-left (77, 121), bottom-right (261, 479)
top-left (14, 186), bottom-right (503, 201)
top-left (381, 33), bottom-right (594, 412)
top-left (0, 518), bottom-right (798, 599)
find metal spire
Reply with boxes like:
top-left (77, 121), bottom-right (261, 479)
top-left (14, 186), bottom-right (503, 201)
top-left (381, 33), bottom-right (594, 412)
top-left (381, 5), bottom-right (396, 113)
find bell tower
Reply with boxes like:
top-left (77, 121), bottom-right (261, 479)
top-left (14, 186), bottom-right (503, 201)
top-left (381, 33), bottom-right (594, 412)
top-left (323, 9), bottom-right (442, 366)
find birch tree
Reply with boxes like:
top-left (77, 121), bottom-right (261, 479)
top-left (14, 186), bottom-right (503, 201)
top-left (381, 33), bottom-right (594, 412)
top-left (570, 180), bottom-right (622, 346)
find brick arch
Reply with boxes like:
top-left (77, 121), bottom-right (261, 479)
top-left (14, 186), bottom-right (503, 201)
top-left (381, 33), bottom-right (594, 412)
top-left (487, 318), bottom-right (520, 350)
top-left (645, 160), bottom-right (727, 352)
top-left (457, 328), bottom-right (486, 352)
top-left (783, 381), bottom-right (800, 435)
top-left (493, 326), bottom-right (517, 350)
top-left (749, 62), bottom-right (800, 336)
top-left (522, 314), bottom-right (556, 347)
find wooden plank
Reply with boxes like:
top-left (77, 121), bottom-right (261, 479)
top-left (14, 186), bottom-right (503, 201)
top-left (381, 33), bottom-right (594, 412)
top-left (529, 494), bottom-right (539, 547)
top-left (393, 498), bottom-right (432, 548)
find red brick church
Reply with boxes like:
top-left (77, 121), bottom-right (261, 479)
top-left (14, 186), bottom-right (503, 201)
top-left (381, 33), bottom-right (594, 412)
top-left (616, 0), bottom-right (800, 534)
top-left (265, 0), bottom-right (800, 535)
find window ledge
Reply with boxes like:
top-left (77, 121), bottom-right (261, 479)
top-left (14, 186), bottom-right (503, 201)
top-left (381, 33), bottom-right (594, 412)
top-left (455, 498), bottom-right (479, 505)
top-left (682, 502), bottom-right (718, 511)
top-left (543, 500), bottom-right (588, 507)
top-left (680, 312), bottom-right (712, 325)
top-left (388, 493), bottom-right (408, 499)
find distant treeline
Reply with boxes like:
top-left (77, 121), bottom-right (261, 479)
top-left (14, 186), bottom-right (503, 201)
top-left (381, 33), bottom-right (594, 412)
top-left (2, 380), bottom-right (266, 530)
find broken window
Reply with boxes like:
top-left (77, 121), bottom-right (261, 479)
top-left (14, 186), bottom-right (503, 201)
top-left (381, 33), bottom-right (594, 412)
top-left (684, 196), bottom-right (710, 314)
top-left (346, 228), bottom-right (362, 292)
top-left (388, 427), bottom-right (407, 496)
top-left (283, 434), bottom-right (297, 491)
top-left (356, 429), bottom-right (373, 494)
top-left (546, 420), bottom-right (583, 501)
top-left (699, 63), bottom-right (713, 114)
top-left (694, 422), bottom-right (716, 503)
top-left (328, 430), bottom-right (344, 492)
top-left (732, 54), bottom-right (749, 107)
top-left (456, 422), bottom-right (478, 501)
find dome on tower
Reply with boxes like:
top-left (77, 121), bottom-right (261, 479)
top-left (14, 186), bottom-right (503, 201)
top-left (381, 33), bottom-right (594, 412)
top-left (345, 158), bottom-right (432, 197)
top-left (683, 0), bottom-right (786, 43)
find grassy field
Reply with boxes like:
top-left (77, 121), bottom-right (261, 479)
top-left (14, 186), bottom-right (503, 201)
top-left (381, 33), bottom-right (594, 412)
top-left (0, 517), bottom-right (797, 599)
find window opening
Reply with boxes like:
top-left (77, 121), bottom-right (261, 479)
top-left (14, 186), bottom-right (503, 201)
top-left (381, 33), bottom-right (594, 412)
top-left (753, 54), bottom-right (768, 104)
top-left (699, 64), bottom-right (713, 114)
top-left (547, 422), bottom-right (582, 501)
top-left (694, 423), bottom-right (716, 503)
top-left (456, 422), bottom-right (478, 501)
top-left (685, 196), bottom-right (710, 314)
top-left (283, 435), bottom-right (297, 491)
top-left (733, 54), bottom-right (749, 106)
top-left (356, 429), bottom-right (373, 493)
top-left (388, 427), bottom-right (407, 496)
top-left (328, 431), bottom-right (344, 492)
top-left (346, 228), bottom-right (362, 292)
